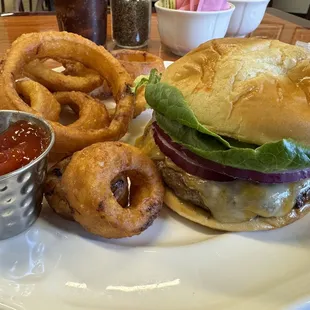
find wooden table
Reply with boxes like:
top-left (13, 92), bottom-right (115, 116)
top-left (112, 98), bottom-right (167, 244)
top-left (0, 10), bottom-right (309, 61)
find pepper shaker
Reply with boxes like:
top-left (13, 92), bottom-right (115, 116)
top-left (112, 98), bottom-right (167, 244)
top-left (111, 0), bottom-right (152, 49)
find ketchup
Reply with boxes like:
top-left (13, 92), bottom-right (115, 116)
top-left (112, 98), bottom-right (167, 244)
top-left (0, 120), bottom-right (49, 176)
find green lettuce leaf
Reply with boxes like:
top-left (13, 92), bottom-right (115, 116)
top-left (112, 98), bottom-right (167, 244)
top-left (155, 113), bottom-right (310, 173)
top-left (131, 69), bottom-right (162, 94)
top-left (142, 75), bottom-right (310, 173)
top-left (146, 81), bottom-right (233, 148)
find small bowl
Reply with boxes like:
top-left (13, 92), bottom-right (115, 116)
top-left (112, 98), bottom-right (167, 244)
top-left (155, 2), bottom-right (235, 56)
top-left (111, 49), bottom-right (165, 79)
top-left (226, 0), bottom-right (270, 37)
top-left (0, 110), bottom-right (55, 240)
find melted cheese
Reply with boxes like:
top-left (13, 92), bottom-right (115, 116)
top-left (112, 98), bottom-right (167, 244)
top-left (135, 123), bottom-right (164, 161)
top-left (137, 127), bottom-right (310, 223)
top-left (177, 167), bottom-right (310, 223)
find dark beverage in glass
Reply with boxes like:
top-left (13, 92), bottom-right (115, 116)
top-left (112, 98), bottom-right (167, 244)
top-left (54, 0), bottom-right (108, 46)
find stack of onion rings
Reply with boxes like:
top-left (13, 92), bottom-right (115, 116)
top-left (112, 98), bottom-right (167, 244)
top-left (0, 31), bottom-right (134, 154)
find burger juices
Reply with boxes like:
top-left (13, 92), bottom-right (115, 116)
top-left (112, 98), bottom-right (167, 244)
top-left (136, 38), bottom-right (310, 231)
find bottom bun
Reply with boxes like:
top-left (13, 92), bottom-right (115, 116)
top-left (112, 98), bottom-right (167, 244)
top-left (164, 189), bottom-right (310, 232)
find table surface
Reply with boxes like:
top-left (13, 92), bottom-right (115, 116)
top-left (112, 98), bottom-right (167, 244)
top-left (0, 10), bottom-right (309, 60)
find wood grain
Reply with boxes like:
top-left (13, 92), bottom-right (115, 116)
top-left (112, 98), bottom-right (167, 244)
top-left (0, 12), bottom-right (309, 60)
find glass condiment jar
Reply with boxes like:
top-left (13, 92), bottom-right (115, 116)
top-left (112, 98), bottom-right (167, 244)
top-left (111, 0), bottom-right (152, 49)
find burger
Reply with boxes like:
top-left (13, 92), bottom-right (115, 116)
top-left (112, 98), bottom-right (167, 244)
top-left (136, 38), bottom-right (310, 231)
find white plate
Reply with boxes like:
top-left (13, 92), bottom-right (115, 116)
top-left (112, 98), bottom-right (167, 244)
top-left (1, 61), bottom-right (310, 310)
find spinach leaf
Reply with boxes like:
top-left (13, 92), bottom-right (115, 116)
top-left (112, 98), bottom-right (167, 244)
top-left (146, 81), bottom-right (232, 147)
top-left (156, 113), bottom-right (310, 173)
top-left (131, 69), bottom-right (162, 94)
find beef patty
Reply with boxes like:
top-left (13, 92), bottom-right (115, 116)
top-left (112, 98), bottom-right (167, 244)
top-left (156, 160), bottom-right (310, 217)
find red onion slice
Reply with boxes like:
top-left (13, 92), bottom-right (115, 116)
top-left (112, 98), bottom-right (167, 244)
top-left (153, 123), bottom-right (310, 184)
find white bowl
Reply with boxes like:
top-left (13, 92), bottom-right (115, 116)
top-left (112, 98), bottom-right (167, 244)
top-left (155, 2), bottom-right (235, 56)
top-left (227, 0), bottom-right (270, 37)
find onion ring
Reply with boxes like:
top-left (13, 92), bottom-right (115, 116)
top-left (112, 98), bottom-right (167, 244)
top-left (0, 31), bottom-right (134, 154)
top-left (16, 81), bottom-right (110, 130)
top-left (44, 156), bottom-right (73, 220)
top-left (61, 142), bottom-right (164, 238)
top-left (44, 156), bottom-right (130, 221)
top-left (134, 85), bottom-right (147, 118)
top-left (24, 58), bottom-right (103, 92)
top-left (107, 85), bottom-right (147, 120)
top-left (54, 91), bottom-right (110, 130)
top-left (16, 80), bottom-right (61, 122)
top-left (57, 60), bottom-right (113, 100)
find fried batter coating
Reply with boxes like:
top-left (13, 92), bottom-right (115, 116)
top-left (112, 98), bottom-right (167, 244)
top-left (44, 156), bottom-right (130, 221)
top-left (44, 157), bottom-right (73, 220)
top-left (24, 59), bottom-right (103, 92)
top-left (62, 142), bottom-right (164, 238)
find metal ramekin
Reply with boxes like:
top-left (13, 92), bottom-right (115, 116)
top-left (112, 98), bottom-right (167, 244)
top-left (0, 110), bottom-right (55, 240)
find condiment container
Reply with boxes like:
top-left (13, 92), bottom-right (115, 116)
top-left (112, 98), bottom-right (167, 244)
top-left (111, 0), bottom-right (152, 49)
top-left (155, 1), bottom-right (235, 56)
top-left (226, 0), bottom-right (269, 37)
top-left (0, 111), bottom-right (55, 240)
top-left (54, 0), bottom-right (108, 45)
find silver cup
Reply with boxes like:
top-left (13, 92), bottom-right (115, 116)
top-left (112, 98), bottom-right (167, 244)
top-left (0, 111), bottom-right (55, 240)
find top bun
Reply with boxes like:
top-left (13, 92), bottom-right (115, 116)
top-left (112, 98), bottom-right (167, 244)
top-left (161, 38), bottom-right (310, 146)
